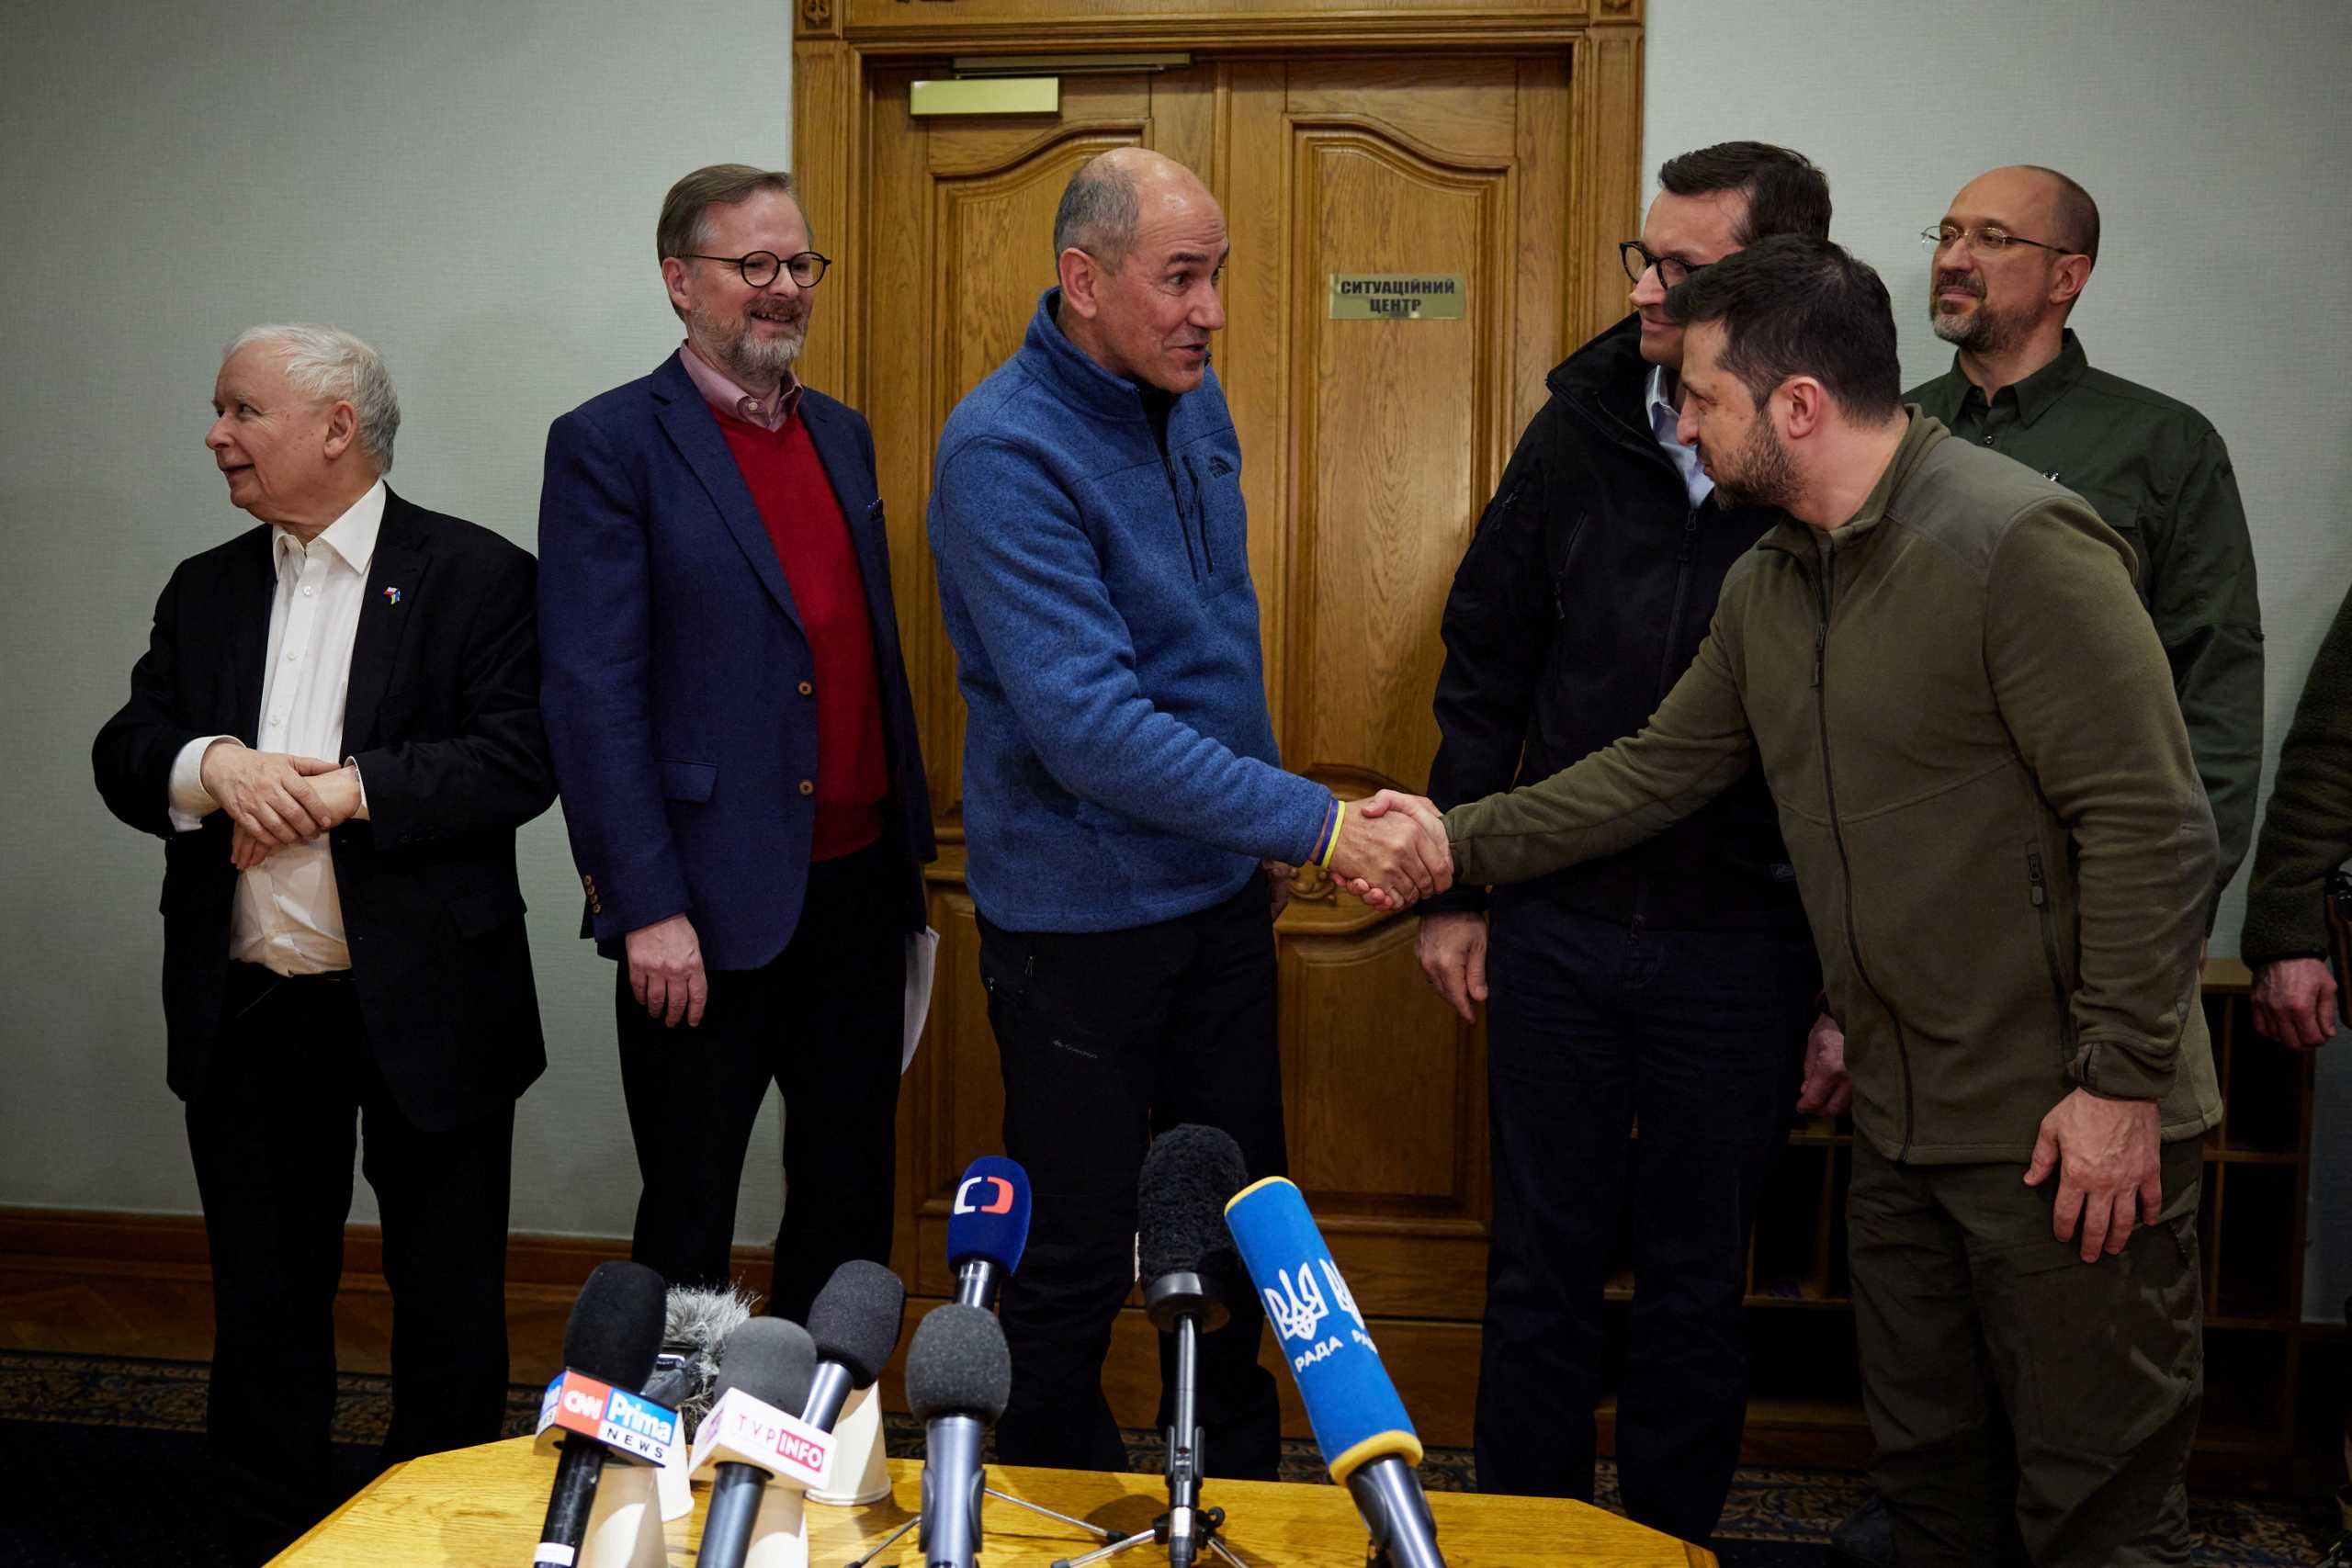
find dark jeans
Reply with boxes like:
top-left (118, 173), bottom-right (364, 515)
top-left (616, 840), bottom-right (907, 1325)
top-left (187, 964), bottom-right (514, 1565)
top-left (1476, 895), bottom-right (1816, 1543)
top-left (1849, 1135), bottom-right (2202, 1568)
top-left (977, 875), bottom-right (1287, 1479)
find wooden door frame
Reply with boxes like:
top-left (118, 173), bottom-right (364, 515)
top-left (789, 0), bottom-right (1645, 407)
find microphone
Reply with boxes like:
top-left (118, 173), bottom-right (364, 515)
top-left (1225, 1179), bottom-right (1444, 1568)
top-left (639, 1284), bottom-right (756, 1524)
top-left (641, 1283), bottom-right (756, 1429)
top-left (801, 1258), bottom-right (907, 1434)
top-left (947, 1155), bottom-right (1031, 1311)
top-left (1137, 1124), bottom-right (1250, 1568)
top-left (534, 1260), bottom-right (668, 1568)
top-left (696, 1317), bottom-right (820, 1568)
top-left (906, 1303), bottom-right (1012, 1568)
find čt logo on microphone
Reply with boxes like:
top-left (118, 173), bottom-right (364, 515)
top-left (954, 1175), bottom-right (1016, 1215)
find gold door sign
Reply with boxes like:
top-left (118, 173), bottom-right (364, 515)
top-left (1328, 273), bottom-right (1465, 321)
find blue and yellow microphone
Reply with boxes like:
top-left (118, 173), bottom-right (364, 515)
top-left (1226, 1176), bottom-right (1445, 1568)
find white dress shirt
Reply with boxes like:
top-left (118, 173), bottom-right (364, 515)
top-left (1646, 364), bottom-right (1715, 509)
top-left (167, 480), bottom-right (385, 975)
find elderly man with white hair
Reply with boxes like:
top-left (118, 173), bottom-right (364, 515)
top-left (94, 324), bottom-right (555, 1562)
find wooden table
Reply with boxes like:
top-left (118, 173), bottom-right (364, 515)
top-left (277, 1437), bottom-right (1714, 1566)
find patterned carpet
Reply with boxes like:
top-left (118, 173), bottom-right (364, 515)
top-left (0, 1348), bottom-right (2335, 1566)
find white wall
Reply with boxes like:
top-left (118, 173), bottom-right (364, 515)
top-left (1643, 0), bottom-right (2352, 1317)
top-left (0, 0), bottom-right (796, 1240)
top-left (6, 0), bottom-right (2350, 1315)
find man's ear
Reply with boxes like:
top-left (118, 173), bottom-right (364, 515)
top-left (322, 400), bottom-right (360, 462)
top-left (1779, 376), bottom-right (1829, 440)
top-left (662, 255), bottom-right (693, 317)
top-left (2049, 253), bottom-right (2092, 312)
top-left (1057, 247), bottom-right (1102, 319)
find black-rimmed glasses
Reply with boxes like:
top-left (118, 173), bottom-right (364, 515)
top-left (1619, 240), bottom-right (1708, 288)
top-left (683, 250), bottom-right (832, 288)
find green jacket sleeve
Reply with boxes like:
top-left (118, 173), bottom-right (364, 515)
top-left (2146, 426), bottom-right (2265, 911)
top-left (2241, 581), bottom-right (2352, 965)
top-left (1442, 606), bottom-right (1756, 887)
top-left (1984, 502), bottom-right (2218, 1101)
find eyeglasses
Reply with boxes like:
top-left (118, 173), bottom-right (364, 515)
top-left (683, 250), bottom-right (832, 288)
top-left (1919, 225), bottom-right (2073, 260)
top-left (1619, 240), bottom-right (1709, 288)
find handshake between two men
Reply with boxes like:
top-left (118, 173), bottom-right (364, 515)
top-left (1322, 789), bottom-right (1453, 911)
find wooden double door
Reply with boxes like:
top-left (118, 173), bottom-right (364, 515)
top-left (793, 18), bottom-right (1642, 1441)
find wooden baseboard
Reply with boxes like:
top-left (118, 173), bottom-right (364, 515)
top-left (9, 1204), bottom-right (2331, 1486)
top-left (0, 1205), bottom-right (764, 1292)
top-left (1, 1203), bottom-right (1857, 1459)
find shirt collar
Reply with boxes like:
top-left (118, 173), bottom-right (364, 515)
top-left (2006, 329), bottom-right (2090, 426)
top-left (1645, 363), bottom-right (1674, 423)
top-left (1949, 328), bottom-right (2090, 429)
top-left (680, 339), bottom-right (803, 431)
top-left (274, 479), bottom-right (386, 576)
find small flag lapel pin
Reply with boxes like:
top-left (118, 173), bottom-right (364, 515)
top-left (381, 586), bottom-right (403, 606)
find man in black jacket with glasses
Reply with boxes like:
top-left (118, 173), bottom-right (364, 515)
top-left (1420, 141), bottom-right (1835, 1543)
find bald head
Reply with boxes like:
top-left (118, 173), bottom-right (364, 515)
top-left (1053, 148), bottom-right (1214, 269)
top-left (2009, 165), bottom-right (2099, 262)
top-left (1050, 147), bottom-right (1227, 394)
top-left (1953, 165), bottom-right (2100, 264)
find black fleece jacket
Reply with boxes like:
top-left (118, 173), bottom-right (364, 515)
top-left (1425, 313), bottom-right (1808, 932)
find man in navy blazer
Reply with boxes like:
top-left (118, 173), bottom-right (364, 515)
top-left (537, 164), bottom-right (933, 1322)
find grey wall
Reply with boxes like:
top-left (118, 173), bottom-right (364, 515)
top-left (0, 0), bottom-right (797, 1241)
top-left (5, 0), bottom-right (2348, 1313)
top-left (1641, 0), bottom-right (2352, 1317)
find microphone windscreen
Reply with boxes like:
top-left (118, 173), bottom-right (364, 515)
top-left (1225, 1177), bottom-right (1421, 1483)
top-left (945, 1155), bottom-right (1032, 1276)
top-left (904, 1303), bottom-right (1012, 1426)
top-left (562, 1260), bottom-right (668, 1392)
top-left (665, 1283), bottom-right (757, 1360)
top-left (1137, 1123), bottom-right (1249, 1286)
top-left (808, 1259), bottom-right (907, 1387)
top-left (650, 1282), bottom-right (758, 1420)
top-left (712, 1316), bottom-right (820, 1416)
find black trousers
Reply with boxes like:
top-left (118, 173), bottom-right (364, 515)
top-left (617, 840), bottom-right (906, 1325)
top-left (977, 875), bottom-right (1287, 1479)
top-left (1476, 896), bottom-right (1816, 1543)
top-left (186, 963), bottom-right (514, 1565)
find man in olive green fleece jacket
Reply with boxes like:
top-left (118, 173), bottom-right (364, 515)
top-left (1376, 237), bottom-right (2219, 1567)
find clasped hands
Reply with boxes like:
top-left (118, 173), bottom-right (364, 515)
top-left (201, 740), bottom-right (363, 870)
top-left (1328, 789), bottom-right (1454, 910)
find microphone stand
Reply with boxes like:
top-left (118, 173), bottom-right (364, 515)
top-left (1345, 1459), bottom-right (1445, 1568)
top-left (1049, 1273), bottom-right (1249, 1568)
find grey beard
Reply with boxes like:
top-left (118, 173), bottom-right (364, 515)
top-left (690, 303), bottom-right (805, 386)
top-left (718, 325), bottom-right (803, 382)
top-left (1931, 297), bottom-right (2019, 355)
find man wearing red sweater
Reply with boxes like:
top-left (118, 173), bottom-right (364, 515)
top-left (537, 165), bottom-right (934, 1321)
